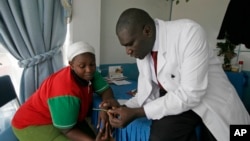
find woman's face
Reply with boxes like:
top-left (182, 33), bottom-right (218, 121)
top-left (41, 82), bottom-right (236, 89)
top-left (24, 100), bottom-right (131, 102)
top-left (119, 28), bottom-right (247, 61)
top-left (69, 53), bottom-right (96, 81)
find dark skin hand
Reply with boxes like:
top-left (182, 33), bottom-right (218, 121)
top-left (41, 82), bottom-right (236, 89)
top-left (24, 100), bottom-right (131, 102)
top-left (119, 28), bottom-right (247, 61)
top-left (107, 106), bottom-right (145, 128)
top-left (98, 87), bottom-right (120, 137)
top-left (98, 87), bottom-right (120, 113)
top-left (98, 87), bottom-right (120, 127)
top-left (95, 122), bottom-right (113, 141)
top-left (99, 88), bottom-right (120, 108)
top-left (98, 111), bottom-right (114, 138)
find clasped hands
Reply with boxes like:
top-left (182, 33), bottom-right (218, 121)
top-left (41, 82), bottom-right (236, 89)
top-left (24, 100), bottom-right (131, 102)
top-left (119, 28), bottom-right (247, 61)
top-left (96, 99), bottom-right (138, 141)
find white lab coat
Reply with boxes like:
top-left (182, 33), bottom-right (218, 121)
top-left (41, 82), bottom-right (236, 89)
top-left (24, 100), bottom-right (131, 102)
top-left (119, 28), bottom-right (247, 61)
top-left (125, 19), bottom-right (250, 141)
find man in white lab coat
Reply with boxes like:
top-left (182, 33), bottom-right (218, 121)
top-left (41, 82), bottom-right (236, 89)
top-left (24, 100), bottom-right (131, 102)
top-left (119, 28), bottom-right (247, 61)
top-left (107, 8), bottom-right (250, 141)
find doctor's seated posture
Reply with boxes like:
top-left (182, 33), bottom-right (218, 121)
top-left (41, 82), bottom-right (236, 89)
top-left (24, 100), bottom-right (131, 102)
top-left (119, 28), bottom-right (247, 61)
top-left (105, 8), bottom-right (250, 141)
top-left (11, 41), bottom-right (119, 141)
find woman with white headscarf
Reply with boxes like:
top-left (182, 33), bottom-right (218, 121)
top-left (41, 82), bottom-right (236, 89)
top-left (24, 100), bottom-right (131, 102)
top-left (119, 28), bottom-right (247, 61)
top-left (12, 41), bottom-right (118, 141)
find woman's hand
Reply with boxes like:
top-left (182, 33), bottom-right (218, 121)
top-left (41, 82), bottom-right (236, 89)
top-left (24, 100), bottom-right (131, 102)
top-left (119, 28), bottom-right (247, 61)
top-left (97, 98), bottom-right (119, 129)
top-left (97, 111), bottom-right (109, 129)
top-left (99, 98), bottom-right (120, 110)
top-left (97, 110), bottom-right (114, 140)
top-left (100, 87), bottom-right (120, 110)
top-left (98, 98), bottom-right (120, 129)
top-left (95, 122), bottom-right (114, 141)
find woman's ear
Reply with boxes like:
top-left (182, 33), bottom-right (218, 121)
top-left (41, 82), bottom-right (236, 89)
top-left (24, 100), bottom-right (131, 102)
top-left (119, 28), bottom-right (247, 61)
top-left (69, 61), bottom-right (73, 69)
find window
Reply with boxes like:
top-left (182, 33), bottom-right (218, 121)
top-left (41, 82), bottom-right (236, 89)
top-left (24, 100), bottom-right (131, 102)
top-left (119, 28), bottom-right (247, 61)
top-left (0, 25), bottom-right (71, 98)
top-left (0, 45), bottom-right (23, 98)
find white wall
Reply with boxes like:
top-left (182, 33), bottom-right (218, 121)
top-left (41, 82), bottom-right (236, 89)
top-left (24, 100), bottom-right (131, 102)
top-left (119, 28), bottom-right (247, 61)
top-left (100, 0), bottom-right (171, 64)
top-left (171, 0), bottom-right (230, 49)
top-left (71, 0), bottom-right (249, 70)
top-left (171, 0), bottom-right (250, 70)
top-left (70, 0), bottom-right (101, 65)
top-left (70, 0), bottom-right (171, 65)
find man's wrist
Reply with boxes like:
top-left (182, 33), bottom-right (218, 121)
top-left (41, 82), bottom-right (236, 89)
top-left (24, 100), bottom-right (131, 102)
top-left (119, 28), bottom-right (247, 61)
top-left (134, 107), bottom-right (145, 118)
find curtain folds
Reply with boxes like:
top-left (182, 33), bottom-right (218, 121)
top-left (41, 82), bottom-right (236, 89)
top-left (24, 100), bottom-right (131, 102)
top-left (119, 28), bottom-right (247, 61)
top-left (0, 0), bottom-right (72, 103)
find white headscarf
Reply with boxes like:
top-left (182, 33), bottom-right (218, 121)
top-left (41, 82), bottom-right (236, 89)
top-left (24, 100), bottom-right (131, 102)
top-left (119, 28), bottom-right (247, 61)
top-left (67, 41), bottom-right (95, 61)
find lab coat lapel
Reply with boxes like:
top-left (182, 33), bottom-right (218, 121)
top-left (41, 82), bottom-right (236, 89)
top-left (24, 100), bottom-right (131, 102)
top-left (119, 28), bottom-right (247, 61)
top-left (157, 49), bottom-right (167, 76)
top-left (156, 19), bottom-right (168, 78)
top-left (137, 55), bottom-right (153, 106)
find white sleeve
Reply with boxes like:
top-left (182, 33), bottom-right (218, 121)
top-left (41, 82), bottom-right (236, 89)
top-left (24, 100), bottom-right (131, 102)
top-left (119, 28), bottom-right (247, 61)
top-left (125, 94), bottom-right (140, 108)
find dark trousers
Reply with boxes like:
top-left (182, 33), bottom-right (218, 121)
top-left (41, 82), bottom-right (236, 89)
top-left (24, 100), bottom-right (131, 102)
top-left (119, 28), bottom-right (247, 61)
top-left (149, 110), bottom-right (217, 141)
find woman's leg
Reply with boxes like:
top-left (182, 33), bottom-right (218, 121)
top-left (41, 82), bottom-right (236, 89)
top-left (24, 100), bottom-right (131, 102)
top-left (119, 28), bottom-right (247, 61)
top-left (12, 125), bottom-right (69, 141)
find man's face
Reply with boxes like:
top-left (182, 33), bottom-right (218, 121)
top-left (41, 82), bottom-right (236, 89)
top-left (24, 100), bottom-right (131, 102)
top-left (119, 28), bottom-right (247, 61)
top-left (69, 53), bottom-right (96, 81)
top-left (117, 26), bottom-right (153, 60)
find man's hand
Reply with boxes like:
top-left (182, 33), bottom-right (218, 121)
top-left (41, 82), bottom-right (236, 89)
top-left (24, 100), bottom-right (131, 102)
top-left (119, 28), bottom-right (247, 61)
top-left (107, 107), bottom-right (143, 128)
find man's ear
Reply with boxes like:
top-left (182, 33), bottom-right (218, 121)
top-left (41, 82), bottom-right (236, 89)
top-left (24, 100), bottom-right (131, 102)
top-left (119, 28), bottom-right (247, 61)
top-left (143, 24), bottom-right (152, 37)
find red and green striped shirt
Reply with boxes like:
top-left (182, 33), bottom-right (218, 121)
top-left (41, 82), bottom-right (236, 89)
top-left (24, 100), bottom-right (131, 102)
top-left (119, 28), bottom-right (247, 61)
top-left (12, 66), bottom-right (109, 129)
